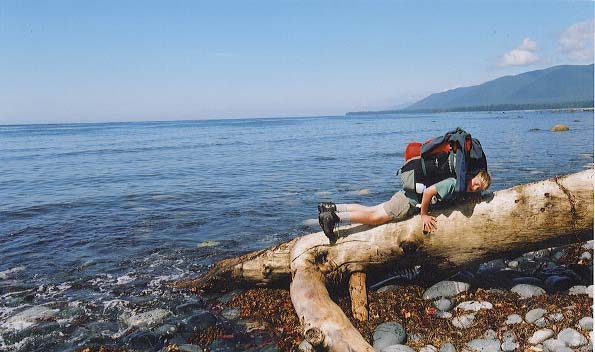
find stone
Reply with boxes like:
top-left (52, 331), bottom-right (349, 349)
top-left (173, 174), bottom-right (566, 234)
top-left (501, 331), bottom-right (519, 351)
top-left (582, 240), bottom-right (594, 250)
top-left (456, 301), bottom-right (493, 312)
top-left (297, 340), bottom-right (314, 352)
top-left (125, 331), bottom-right (163, 352)
top-left (505, 314), bottom-right (523, 325)
top-left (423, 281), bottom-right (470, 300)
top-left (373, 322), bottom-right (406, 351)
top-left (182, 311), bottom-right (217, 332)
top-left (528, 329), bottom-right (555, 344)
top-left (440, 342), bottom-right (456, 352)
top-left (153, 323), bottom-right (178, 337)
top-left (588, 285), bottom-right (593, 298)
top-left (435, 311), bottom-right (453, 319)
top-left (407, 332), bottom-right (424, 342)
top-left (579, 252), bottom-right (592, 260)
top-left (552, 251), bottom-right (565, 261)
top-left (569, 285), bottom-right (588, 295)
top-left (451, 314), bottom-right (475, 329)
top-left (381, 345), bottom-right (416, 352)
top-left (511, 284), bottom-right (545, 298)
top-left (419, 345), bottom-right (438, 352)
top-left (547, 313), bottom-right (564, 322)
top-left (178, 345), bottom-right (202, 352)
top-left (483, 329), bottom-right (497, 340)
top-left (433, 297), bottom-right (454, 312)
top-left (579, 317), bottom-right (593, 331)
top-left (377, 285), bottom-right (399, 293)
top-left (221, 307), bottom-right (241, 320)
top-left (543, 339), bottom-right (572, 352)
top-left (175, 301), bottom-right (204, 315)
top-left (544, 276), bottom-right (574, 293)
top-left (551, 124), bottom-right (570, 132)
top-left (558, 327), bottom-right (588, 347)
top-left (478, 259), bottom-right (506, 273)
top-left (465, 338), bottom-right (501, 351)
top-left (534, 317), bottom-right (548, 328)
top-left (123, 308), bottom-right (172, 329)
top-left (526, 308), bottom-right (547, 323)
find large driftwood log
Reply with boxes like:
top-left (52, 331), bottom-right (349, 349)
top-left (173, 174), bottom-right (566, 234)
top-left (184, 170), bottom-right (593, 351)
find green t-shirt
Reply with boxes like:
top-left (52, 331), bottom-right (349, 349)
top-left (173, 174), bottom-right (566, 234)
top-left (404, 177), bottom-right (457, 206)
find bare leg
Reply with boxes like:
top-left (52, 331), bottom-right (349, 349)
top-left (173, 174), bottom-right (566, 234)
top-left (337, 204), bottom-right (391, 225)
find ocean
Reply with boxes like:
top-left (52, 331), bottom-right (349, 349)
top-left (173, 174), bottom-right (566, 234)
top-left (0, 110), bottom-right (593, 351)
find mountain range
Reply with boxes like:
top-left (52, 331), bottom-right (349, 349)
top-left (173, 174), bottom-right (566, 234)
top-left (347, 64), bottom-right (594, 114)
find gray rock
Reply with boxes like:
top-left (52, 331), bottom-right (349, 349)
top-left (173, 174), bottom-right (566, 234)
top-left (501, 331), bottom-right (519, 351)
top-left (297, 340), bottom-right (314, 351)
top-left (221, 307), bottom-right (241, 320)
top-left (511, 284), bottom-right (545, 298)
top-left (543, 338), bottom-right (573, 352)
top-left (178, 344), bottom-right (202, 352)
top-left (433, 297), bottom-right (454, 312)
top-left (381, 345), bottom-right (416, 352)
top-left (552, 250), bottom-right (565, 261)
top-left (175, 301), bottom-right (204, 315)
top-left (582, 240), bottom-right (594, 250)
top-left (579, 317), bottom-right (593, 331)
top-left (568, 285), bottom-right (588, 295)
top-left (377, 285), bottom-right (399, 293)
top-left (216, 289), bottom-right (243, 303)
top-left (588, 285), bottom-right (593, 298)
top-left (558, 327), bottom-right (588, 347)
top-left (507, 260), bottom-right (518, 269)
top-left (183, 311), bottom-right (217, 332)
top-left (153, 323), bottom-right (178, 337)
top-left (465, 338), bottom-right (501, 351)
top-left (547, 312), bottom-right (564, 322)
top-left (123, 308), bottom-right (172, 329)
top-left (579, 252), bottom-right (592, 260)
top-left (534, 317), bottom-right (548, 327)
top-left (483, 329), bottom-right (497, 340)
top-left (435, 311), bottom-right (453, 319)
top-left (456, 301), bottom-right (493, 312)
top-left (478, 259), bottom-right (506, 273)
top-left (407, 332), bottom-right (424, 343)
top-left (125, 331), bottom-right (163, 352)
top-left (373, 322), bottom-right (406, 351)
top-left (423, 281), bottom-right (470, 300)
top-left (452, 313), bottom-right (475, 329)
top-left (525, 308), bottom-right (547, 323)
top-left (505, 314), bottom-right (523, 325)
top-left (528, 329), bottom-right (554, 344)
top-left (419, 345), bottom-right (438, 352)
top-left (440, 342), bottom-right (456, 352)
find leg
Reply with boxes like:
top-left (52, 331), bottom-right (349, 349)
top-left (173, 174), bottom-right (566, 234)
top-left (338, 204), bottom-right (391, 225)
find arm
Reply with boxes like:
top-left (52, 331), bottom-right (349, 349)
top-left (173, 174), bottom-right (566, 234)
top-left (420, 185), bottom-right (438, 233)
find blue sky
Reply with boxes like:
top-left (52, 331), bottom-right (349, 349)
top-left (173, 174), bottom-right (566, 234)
top-left (0, 1), bottom-right (593, 124)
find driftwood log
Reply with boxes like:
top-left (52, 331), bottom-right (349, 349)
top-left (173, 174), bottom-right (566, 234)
top-left (183, 169), bottom-right (594, 351)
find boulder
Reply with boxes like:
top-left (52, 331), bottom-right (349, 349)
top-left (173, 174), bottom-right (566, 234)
top-left (551, 124), bottom-right (570, 132)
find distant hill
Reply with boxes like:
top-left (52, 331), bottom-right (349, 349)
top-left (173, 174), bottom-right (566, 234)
top-left (347, 64), bottom-right (594, 115)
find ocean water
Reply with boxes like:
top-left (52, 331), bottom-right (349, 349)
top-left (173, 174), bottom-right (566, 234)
top-left (0, 110), bottom-right (593, 351)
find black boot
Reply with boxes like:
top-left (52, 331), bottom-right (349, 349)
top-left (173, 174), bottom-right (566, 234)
top-left (317, 201), bottom-right (337, 214)
top-left (319, 210), bottom-right (340, 244)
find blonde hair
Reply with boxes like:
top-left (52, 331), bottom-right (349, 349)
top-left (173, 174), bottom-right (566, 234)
top-left (475, 169), bottom-right (491, 190)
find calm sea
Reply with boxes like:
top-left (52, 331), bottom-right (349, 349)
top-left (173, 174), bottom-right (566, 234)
top-left (0, 111), bottom-right (593, 351)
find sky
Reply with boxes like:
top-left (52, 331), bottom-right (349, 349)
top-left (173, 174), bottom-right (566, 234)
top-left (0, 1), bottom-right (593, 124)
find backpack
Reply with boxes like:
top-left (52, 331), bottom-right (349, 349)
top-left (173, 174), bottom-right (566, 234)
top-left (397, 128), bottom-right (487, 194)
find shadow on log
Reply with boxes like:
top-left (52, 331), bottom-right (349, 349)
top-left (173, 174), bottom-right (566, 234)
top-left (178, 170), bottom-right (594, 351)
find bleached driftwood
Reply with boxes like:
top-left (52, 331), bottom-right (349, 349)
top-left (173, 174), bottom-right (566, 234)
top-left (183, 170), bottom-right (593, 351)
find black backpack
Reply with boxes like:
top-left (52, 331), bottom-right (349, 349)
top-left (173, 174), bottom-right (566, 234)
top-left (398, 128), bottom-right (487, 194)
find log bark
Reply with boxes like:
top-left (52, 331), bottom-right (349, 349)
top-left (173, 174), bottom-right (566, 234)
top-left (182, 169), bottom-right (594, 351)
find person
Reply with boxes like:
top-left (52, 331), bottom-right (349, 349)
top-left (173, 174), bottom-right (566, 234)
top-left (318, 169), bottom-right (491, 244)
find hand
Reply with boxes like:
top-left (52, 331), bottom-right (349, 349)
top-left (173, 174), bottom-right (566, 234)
top-left (421, 214), bottom-right (437, 234)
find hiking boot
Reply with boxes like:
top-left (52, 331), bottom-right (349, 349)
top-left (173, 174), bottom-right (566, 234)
top-left (319, 210), bottom-right (340, 244)
top-left (317, 202), bottom-right (337, 214)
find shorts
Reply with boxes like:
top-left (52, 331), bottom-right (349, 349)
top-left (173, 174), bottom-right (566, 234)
top-left (382, 191), bottom-right (415, 221)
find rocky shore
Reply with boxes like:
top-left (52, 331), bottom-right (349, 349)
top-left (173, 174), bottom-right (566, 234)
top-left (74, 240), bottom-right (593, 352)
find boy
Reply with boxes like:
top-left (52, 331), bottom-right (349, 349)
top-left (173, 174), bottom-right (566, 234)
top-left (318, 170), bottom-right (491, 244)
